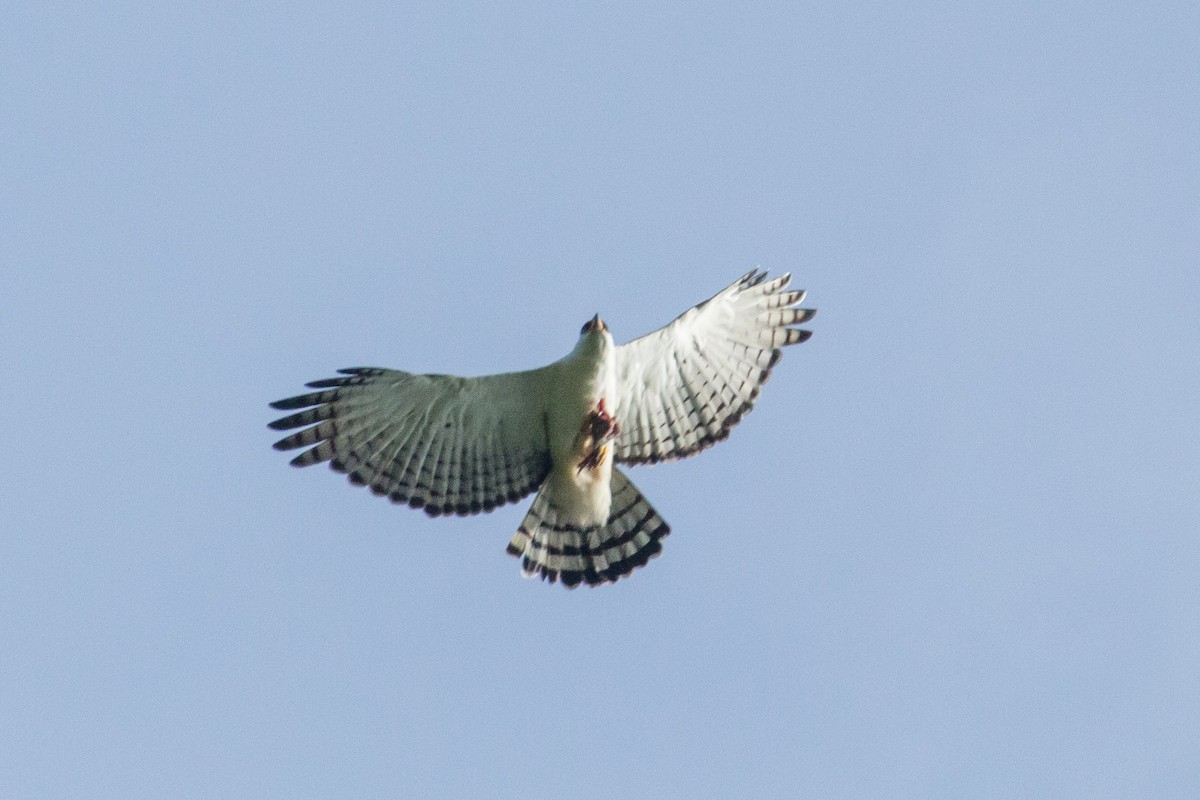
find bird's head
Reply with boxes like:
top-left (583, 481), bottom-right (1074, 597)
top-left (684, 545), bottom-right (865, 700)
top-left (580, 313), bottom-right (607, 336)
top-left (575, 313), bottom-right (612, 355)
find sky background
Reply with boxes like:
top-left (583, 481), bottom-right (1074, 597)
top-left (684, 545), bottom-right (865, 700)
top-left (3, 2), bottom-right (1198, 798)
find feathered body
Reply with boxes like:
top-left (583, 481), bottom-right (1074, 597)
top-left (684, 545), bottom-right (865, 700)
top-left (538, 322), bottom-right (618, 528)
top-left (269, 270), bottom-right (814, 587)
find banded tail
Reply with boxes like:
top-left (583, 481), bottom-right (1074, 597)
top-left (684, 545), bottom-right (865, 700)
top-left (506, 469), bottom-right (670, 588)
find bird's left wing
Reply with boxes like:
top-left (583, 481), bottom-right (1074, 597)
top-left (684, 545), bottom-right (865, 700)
top-left (269, 367), bottom-right (552, 516)
top-left (611, 270), bottom-right (814, 465)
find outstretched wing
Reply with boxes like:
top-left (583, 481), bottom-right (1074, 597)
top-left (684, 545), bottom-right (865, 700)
top-left (269, 367), bottom-right (552, 517)
top-left (611, 270), bottom-right (815, 465)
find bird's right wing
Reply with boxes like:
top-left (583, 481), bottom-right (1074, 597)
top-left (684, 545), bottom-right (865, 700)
top-left (611, 270), bottom-right (814, 465)
top-left (269, 367), bottom-right (552, 516)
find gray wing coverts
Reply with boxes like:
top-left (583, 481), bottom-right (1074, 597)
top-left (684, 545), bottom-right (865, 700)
top-left (612, 270), bottom-right (815, 465)
top-left (269, 367), bottom-right (551, 517)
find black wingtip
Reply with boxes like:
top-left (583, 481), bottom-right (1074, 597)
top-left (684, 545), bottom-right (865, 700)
top-left (744, 268), bottom-right (768, 287)
top-left (736, 268), bottom-right (766, 289)
top-left (269, 392), bottom-right (324, 411)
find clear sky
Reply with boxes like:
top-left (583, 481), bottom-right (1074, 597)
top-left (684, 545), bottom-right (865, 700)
top-left (3, 3), bottom-right (1197, 798)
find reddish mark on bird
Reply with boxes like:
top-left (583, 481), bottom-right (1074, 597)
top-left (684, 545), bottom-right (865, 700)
top-left (577, 398), bottom-right (620, 473)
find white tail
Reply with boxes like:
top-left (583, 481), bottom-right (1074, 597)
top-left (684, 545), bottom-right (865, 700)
top-left (506, 469), bottom-right (670, 587)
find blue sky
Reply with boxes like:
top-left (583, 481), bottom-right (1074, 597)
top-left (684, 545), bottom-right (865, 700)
top-left (3, 3), bottom-right (1197, 798)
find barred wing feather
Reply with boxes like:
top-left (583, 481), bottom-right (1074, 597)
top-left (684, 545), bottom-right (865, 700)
top-left (611, 270), bottom-right (815, 465)
top-left (269, 367), bottom-right (552, 516)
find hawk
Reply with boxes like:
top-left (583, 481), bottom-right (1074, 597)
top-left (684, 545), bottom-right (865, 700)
top-left (269, 270), bottom-right (815, 587)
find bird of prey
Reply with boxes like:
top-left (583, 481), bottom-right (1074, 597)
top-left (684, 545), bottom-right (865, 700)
top-left (269, 270), bottom-right (814, 587)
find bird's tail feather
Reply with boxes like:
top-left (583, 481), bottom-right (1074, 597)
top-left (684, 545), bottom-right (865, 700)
top-left (506, 469), bottom-right (669, 588)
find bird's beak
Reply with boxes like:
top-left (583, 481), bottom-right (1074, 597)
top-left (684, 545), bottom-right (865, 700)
top-left (591, 314), bottom-right (606, 333)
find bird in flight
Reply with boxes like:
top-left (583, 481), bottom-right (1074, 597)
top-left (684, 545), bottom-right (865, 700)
top-left (269, 270), bottom-right (815, 588)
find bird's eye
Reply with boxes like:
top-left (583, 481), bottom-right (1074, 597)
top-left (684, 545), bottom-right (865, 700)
top-left (580, 320), bottom-right (593, 335)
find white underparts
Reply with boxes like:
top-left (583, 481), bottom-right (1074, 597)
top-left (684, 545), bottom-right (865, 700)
top-left (542, 409), bottom-right (616, 527)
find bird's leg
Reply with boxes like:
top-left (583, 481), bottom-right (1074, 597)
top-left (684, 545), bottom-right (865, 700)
top-left (577, 398), bottom-right (620, 473)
